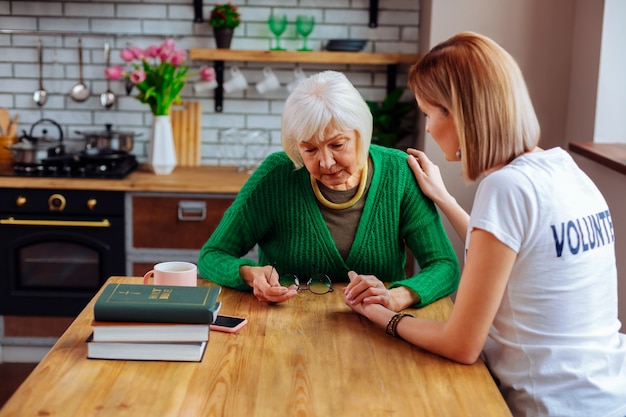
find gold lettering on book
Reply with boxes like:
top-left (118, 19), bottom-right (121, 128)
top-left (149, 289), bottom-right (162, 299)
top-left (159, 289), bottom-right (172, 300)
top-left (117, 290), bottom-right (141, 296)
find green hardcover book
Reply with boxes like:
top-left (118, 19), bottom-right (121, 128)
top-left (94, 283), bottom-right (222, 324)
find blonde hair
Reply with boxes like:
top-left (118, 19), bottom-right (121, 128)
top-left (408, 32), bottom-right (540, 181)
top-left (281, 70), bottom-right (372, 169)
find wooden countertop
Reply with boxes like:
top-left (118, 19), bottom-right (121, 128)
top-left (0, 277), bottom-right (512, 417)
top-left (569, 141), bottom-right (626, 176)
top-left (0, 164), bottom-right (251, 194)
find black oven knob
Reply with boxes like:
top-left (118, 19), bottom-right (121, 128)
top-left (48, 194), bottom-right (66, 212)
top-left (16, 196), bottom-right (27, 207)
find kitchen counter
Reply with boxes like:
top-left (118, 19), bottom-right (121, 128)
top-left (0, 164), bottom-right (251, 193)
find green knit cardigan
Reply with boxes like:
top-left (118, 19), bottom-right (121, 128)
top-left (198, 145), bottom-right (460, 307)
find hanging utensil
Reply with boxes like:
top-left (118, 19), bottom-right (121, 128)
top-left (125, 77), bottom-right (134, 96)
top-left (33, 40), bottom-right (48, 107)
top-left (69, 38), bottom-right (90, 102)
top-left (100, 43), bottom-right (115, 109)
top-left (124, 41), bottom-right (134, 96)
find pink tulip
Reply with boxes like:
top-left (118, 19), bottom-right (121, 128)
top-left (130, 46), bottom-right (146, 60)
top-left (200, 67), bottom-right (216, 82)
top-left (170, 49), bottom-right (187, 66)
top-left (161, 39), bottom-right (176, 51)
top-left (145, 45), bottom-right (159, 58)
top-left (158, 46), bottom-right (173, 62)
top-left (120, 49), bottom-right (135, 62)
top-left (130, 69), bottom-right (146, 84)
top-left (104, 65), bottom-right (125, 80)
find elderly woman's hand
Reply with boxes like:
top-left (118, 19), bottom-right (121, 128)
top-left (343, 271), bottom-right (397, 311)
top-left (240, 265), bottom-right (298, 303)
top-left (344, 271), bottom-right (420, 311)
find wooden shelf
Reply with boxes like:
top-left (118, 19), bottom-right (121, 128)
top-left (188, 49), bottom-right (421, 112)
top-left (569, 141), bottom-right (626, 176)
top-left (189, 49), bottom-right (420, 65)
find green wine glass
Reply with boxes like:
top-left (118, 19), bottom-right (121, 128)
top-left (296, 15), bottom-right (315, 52)
top-left (268, 14), bottom-right (288, 51)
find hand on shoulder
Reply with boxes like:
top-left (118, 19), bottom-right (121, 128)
top-left (406, 148), bottom-right (450, 205)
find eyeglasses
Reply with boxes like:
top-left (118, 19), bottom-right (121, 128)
top-left (272, 264), bottom-right (334, 295)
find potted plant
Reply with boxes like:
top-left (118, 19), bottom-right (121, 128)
top-left (209, 3), bottom-right (241, 49)
top-left (366, 87), bottom-right (417, 149)
top-left (104, 39), bottom-right (216, 174)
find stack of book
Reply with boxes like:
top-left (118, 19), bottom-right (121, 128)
top-left (87, 283), bottom-right (222, 362)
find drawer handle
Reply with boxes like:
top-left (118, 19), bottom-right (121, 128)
top-left (178, 201), bottom-right (206, 221)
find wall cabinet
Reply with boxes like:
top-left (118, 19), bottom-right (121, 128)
top-left (126, 192), bottom-right (235, 276)
top-left (189, 49), bottom-right (421, 112)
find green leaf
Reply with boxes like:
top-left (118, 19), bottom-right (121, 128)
top-left (368, 87), bottom-right (417, 148)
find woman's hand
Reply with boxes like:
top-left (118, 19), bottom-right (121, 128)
top-left (344, 292), bottom-right (393, 328)
top-left (344, 271), bottom-right (409, 311)
top-left (406, 148), bottom-right (451, 205)
top-left (240, 265), bottom-right (298, 303)
top-left (407, 148), bottom-right (470, 242)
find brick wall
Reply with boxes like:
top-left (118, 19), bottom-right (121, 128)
top-left (0, 0), bottom-right (420, 166)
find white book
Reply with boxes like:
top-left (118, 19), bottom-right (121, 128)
top-left (86, 334), bottom-right (207, 362)
top-left (91, 321), bottom-right (209, 342)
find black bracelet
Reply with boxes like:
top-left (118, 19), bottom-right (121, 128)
top-left (385, 312), bottom-right (414, 337)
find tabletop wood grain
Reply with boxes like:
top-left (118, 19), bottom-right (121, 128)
top-left (0, 277), bottom-right (512, 417)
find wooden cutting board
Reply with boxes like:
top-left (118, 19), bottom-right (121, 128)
top-left (170, 101), bottom-right (202, 167)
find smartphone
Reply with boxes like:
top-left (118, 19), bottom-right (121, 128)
top-left (210, 315), bottom-right (248, 333)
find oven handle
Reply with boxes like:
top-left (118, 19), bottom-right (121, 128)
top-left (0, 217), bottom-right (111, 228)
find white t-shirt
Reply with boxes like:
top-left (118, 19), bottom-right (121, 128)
top-left (468, 148), bottom-right (626, 417)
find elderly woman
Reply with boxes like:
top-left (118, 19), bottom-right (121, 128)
top-left (198, 70), bottom-right (459, 309)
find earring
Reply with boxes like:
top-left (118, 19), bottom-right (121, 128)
top-left (455, 149), bottom-right (461, 159)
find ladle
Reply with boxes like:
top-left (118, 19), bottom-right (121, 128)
top-left (124, 41), bottom-right (134, 96)
top-left (32, 40), bottom-right (48, 107)
top-left (69, 38), bottom-right (90, 102)
top-left (100, 43), bottom-right (115, 109)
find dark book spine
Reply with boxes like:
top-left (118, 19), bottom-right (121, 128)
top-left (94, 303), bottom-right (216, 324)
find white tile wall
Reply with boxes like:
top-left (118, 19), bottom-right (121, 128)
top-left (0, 0), bottom-right (420, 166)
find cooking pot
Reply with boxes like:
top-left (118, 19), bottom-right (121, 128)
top-left (8, 141), bottom-right (50, 164)
top-left (75, 124), bottom-right (139, 153)
top-left (7, 118), bottom-right (64, 165)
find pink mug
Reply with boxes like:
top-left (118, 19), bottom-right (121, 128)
top-left (143, 261), bottom-right (198, 287)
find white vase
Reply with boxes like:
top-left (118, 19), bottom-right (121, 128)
top-left (148, 115), bottom-right (177, 175)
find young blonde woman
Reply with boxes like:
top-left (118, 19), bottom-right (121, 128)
top-left (344, 32), bottom-right (626, 417)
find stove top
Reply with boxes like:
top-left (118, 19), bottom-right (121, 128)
top-left (11, 152), bottom-right (139, 179)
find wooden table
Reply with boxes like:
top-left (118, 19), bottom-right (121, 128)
top-left (0, 277), bottom-right (511, 417)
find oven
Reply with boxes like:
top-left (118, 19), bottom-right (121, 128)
top-left (0, 188), bottom-right (126, 316)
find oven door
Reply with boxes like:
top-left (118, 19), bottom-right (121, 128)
top-left (0, 194), bottom-right (126, 316)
